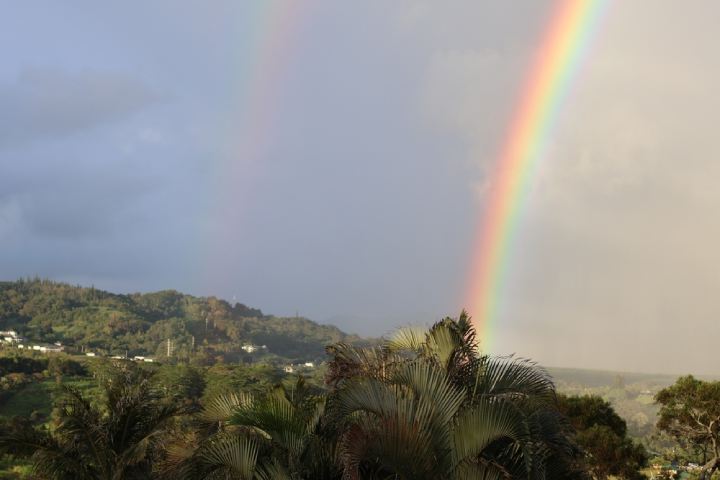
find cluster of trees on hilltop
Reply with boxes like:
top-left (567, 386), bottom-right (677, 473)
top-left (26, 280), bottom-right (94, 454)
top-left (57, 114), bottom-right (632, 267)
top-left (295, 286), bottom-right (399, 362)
top-left (0, 277), bottom-right (378, 364)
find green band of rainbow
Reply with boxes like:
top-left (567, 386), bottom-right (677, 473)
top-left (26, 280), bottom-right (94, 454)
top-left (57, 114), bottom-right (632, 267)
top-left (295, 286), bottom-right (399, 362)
top-left (465, 0), bottom-right (612, 351)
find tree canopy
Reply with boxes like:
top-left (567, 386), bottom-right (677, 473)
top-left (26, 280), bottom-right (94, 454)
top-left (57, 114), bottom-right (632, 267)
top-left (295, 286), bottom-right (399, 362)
top-left (0, 277), bottom-right (378, 364)
top-left (556, 394), bottom-right (647, 480)
top-left (655, 375), bottom-right (720, 479)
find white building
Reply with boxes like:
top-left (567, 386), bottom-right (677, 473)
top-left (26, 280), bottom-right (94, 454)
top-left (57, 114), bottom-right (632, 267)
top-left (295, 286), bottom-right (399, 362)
top-left (304, 362), bottom-right (314, 368)
top-left (40, 345), bottom-right (63, 353)
top-left (283, 366), bottom-right (296, 373)
top-left (241, 344), bottom-right (267, 353)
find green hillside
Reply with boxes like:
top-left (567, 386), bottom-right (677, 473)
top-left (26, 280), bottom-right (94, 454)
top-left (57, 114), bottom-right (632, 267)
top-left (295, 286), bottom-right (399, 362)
top-left (0, 277), bottom-right (379, 365)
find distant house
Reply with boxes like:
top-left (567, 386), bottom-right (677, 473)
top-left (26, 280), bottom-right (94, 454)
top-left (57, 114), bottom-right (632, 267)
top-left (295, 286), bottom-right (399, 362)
top-left (134, 356), bottom-right (145, 361)
top-left (284, 366), bottom-right (296, 373)
top-left (304, 362), bottom-right (314, 368)
top-left (40, 345), bottom-right (62, 353)
top-left (1, 332), bottom-right (25, 343)
top-left (86, 352), bottom-right (103, 357)
top-left (143, 358), bottom-right (154, 363)
top-left (241, 344), bottom-right (267, 353)
top-left (32, 345), bottom-right (42, 350)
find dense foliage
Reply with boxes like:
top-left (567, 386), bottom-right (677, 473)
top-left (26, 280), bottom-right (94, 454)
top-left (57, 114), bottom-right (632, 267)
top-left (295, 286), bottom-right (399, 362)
top-left (0, 371), bottom-right (190, 479)
top-left (163, 312), bottom-right (589, 479)
top-left (655, 375), bottom-right (720, 479)
top-left (556, 394), bottom-right (647, 479)
top-left (0, 277), bottom-right (377, 364)
top-left (0, 313), bottom-right (593, 479)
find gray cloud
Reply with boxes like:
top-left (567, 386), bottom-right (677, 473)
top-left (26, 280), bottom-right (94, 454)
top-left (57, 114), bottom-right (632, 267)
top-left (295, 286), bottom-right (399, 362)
top-left (0, 154), bottom-right (159, 239)
top-left (2, 1), bottom-right (720, 374)
top-left (0, 66), bottom-right (157, 146)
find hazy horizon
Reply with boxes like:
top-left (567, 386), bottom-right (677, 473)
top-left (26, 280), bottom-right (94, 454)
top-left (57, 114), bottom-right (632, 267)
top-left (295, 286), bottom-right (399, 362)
top-left (2, 1), bottom-right (720, 375)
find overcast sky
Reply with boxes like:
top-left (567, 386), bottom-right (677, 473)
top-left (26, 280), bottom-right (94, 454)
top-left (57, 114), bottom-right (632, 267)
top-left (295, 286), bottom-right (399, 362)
top-left (2, 1), bottom-right (719, 374)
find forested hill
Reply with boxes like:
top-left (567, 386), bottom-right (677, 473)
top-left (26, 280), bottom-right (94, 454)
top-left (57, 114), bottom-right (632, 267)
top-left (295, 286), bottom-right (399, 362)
top-left (0, 277), bottom-right (378, 364)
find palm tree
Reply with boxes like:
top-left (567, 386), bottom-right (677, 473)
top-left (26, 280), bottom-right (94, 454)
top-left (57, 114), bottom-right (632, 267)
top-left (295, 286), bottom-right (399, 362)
top-left (0, 371), bottom-right (189, 480)
top-left (162, 375), bottom-right (334, 480)
top-left (324, 311), bottom-right (588, 479)
top-left (165, 312), bottom-right (587, 480)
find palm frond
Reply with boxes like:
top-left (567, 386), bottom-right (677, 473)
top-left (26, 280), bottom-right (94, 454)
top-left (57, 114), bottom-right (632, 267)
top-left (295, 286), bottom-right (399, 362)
top-left (196, 392), bottom-right (254, 430)
top-left (198, 434), bottom-right (261, 480)
top-left (383, 324), bottom-right (427, 356)
top-left (228, 396), bottom-right (304, 452)
top-left (471, 356), bottom-right (554, 401)
top-left (426, 321), bottom-right (462, 370)
top-left (391, 360), bottom-right (465, 430)
top-left (0, 427), bottom-right (95, 480)
top-left (255, 459), bottom-right (292, 480)
top-left (451, 397), bottom-right (533, 478)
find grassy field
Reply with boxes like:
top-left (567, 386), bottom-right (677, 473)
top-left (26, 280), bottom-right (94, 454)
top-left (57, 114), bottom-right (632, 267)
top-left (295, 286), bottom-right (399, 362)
top-left (0, 377), bottom-right (103, 423)
top-left (0, 381), bottom-right (56, 421)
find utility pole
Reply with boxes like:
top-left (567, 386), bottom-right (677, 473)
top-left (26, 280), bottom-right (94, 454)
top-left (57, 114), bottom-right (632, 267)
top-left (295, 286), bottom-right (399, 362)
top-left (191, 336), bottom-right (195, 349)
top-left (205, 317), bottom-right (208, 331)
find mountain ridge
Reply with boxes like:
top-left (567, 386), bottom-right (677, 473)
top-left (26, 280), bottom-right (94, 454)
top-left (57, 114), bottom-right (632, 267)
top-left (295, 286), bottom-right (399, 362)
top-left (0, 277), bottom-right (380, 365)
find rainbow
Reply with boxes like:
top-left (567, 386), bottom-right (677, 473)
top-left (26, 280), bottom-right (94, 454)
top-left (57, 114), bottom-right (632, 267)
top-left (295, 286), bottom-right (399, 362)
top-left (201, 2), bottom-right (310, 291)
top-left (465, 0), bottom-right (612, 352)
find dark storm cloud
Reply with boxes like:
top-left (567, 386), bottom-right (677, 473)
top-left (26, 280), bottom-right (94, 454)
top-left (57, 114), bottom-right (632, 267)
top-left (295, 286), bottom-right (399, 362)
top-left (0, 66), bottom-right (157, 146)
top-left (0, 157), bottom-right (157, 239)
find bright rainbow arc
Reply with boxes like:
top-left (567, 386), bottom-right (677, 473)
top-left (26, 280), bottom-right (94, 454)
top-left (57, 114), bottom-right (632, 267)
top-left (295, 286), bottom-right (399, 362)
top-left (466, 0), bottom-right (612, 352)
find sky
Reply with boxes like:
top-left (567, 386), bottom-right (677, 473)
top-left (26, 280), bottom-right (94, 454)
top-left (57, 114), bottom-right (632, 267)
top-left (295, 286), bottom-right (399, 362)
top-left (1, 1), bottom-right (719, 374)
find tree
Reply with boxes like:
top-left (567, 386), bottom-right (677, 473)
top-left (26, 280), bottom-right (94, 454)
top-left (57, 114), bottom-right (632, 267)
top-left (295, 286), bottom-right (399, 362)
top-left (655, 375), bottom-right (720, 480)
top-left (556, 394), bottom-right (647, 480)
top-left (164, 312), bottom-right (588, 479)
top-left (162, 374), bottom-right (332, 480)
top-left (47, 356), bottom-right (85, 378)
top-left (153, 365), bottom-right (205, 402)
top-left (324, 312), bottom-right (587, 479)
top-left (0, 371), bottom-right (190, 479)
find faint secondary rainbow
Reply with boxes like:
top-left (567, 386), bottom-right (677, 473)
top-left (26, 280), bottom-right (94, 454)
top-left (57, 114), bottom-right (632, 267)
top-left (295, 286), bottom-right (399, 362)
top-left (201, 2), bottom-right (309, 291)
top-left (465, 0), bottom-right (612, 351)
